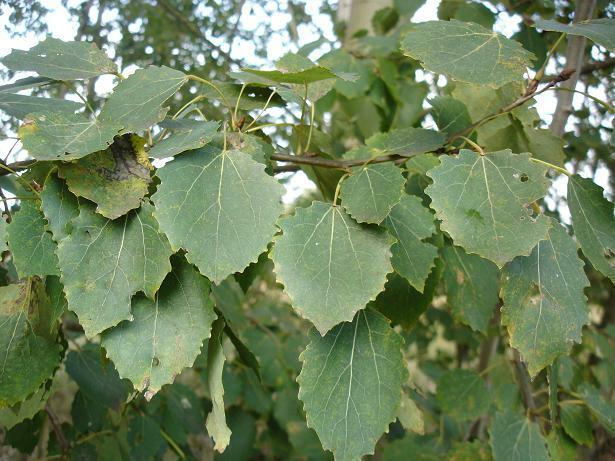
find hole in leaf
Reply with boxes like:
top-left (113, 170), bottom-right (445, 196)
top-left (519, 173), bottom-right (529, 182)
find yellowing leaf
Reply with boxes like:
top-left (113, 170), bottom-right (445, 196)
top-left (102, 256), bottom-right (216, 398)
top-left (501, 220), bottom-right (589, 377)
top-left (426, 149), bottom-right (551, 267)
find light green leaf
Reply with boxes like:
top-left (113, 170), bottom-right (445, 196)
top-left (243, 52), bottom-right (355, 84)
top-left (581, 385), bottom-right (615, 435)
top-left (362, 127), bottom-right (446, 158)
top-left (0, 279), bottom-right (61, 407)
top-left (7, 200), bottom-right (59, 278)
top-left (559, 402), bottom-right (593, 446)
top-left (1, 37), bottom-right (117, 80)
top-left (271, 202), bottom-right (393, 334)
top-left (19, 110), bottom-right (121, 161)
top-left (99, 66), bottom-right (187, 132)
top-left (397, 393), bottom-right (424, 434)
top-left (153, 146), bottom-right (284, 284)
top-left (298, 309), bottom-right (407, 461)
top-left (383, 194), bottom-right (438, 292)
top-left (102, 256), bottom-right (216, 398)
top-left (568, 175), bottom-right (615, 283)
top-left (0, 93), bottom-right (82, 119)
top-left (0, 385), bottom-right (51, 429)
top-left (149, 120), bottom-right (219, 159)
top-left (205, 318), bottom-right (232, 452)
top-left (0, 215), bottom-right (7, 252)
top-left (436, 369), bottom-right (491, 420)
top-left (40, 172), bottom-right (80, 242)
top-left (339, 163), bottom-right (405, 224)
top-left (58, 134), bottom-right (152, 219)
top-left (426, 149), bottom-right (551, 267)
top-left (489, 411), bottom-right (549, 461)
top-left (534, 18), bottom-right (615, 51)
top-left (401, 20), bottom-right (534, 88)
top-left (501, 221), bottom-right (589, 377)
top-left (57, 202), bottom-right (173, 337)
top-left (442, 244), bottom-right (499, 333)
top-left (545, 429), bottom-right (577, 461)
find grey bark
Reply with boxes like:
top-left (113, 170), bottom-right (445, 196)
top-left (549, 0), bottom-right (597, 136)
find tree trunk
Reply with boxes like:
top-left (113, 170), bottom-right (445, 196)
top-left (549, 0), bottom-right (597, 136)
top-left (338, 0), bottom-right (393, 43)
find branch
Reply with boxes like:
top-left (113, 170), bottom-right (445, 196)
top-left (549, 0), bottom-right (597, 136)
top-left (270, 152), bottom-right (403, 170)
top-left (448, 72), bottom-right (573, 143)
top-left (543, 57), bottom-right (615, 81)
top-left (45, 403), bottom-right (69, 454)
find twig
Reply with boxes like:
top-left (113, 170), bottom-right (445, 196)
top-left (543, 57), bottom-right (615, 81)
top-left (512, 350), bottom-right (537, 416)
top-left (45, 403), bottom-right (69, 455)
top-left (449, 72), bottom-right (573, 143)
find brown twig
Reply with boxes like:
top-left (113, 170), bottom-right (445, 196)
top-left (45, 403), bottom-right (69, 455)
top-left (512, 350), bottom-right (537, 416)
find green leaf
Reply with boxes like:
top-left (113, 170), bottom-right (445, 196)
top-left (0, 279), bottom-right (61, 407)
top-left (40, 172), bottom-right (80, 242)
top-left (429, 96), bottom-right (473, 141)
top-left (102, 256), bottom-right (216, 398)
top-left (152, 146), bottom-right (284, 284)
top-left (372, 263), bottom-right (442, 329)
top-left (383, 194), bottom-right (438, 292)
top-left (339, 163), bottom-right (405, 224)
top-left (545, 429), bottom-right (577, 461)
top-left (449, 441), bottom-right (493, 461)
top-left (534, 18), bottom-right (615, 51)
top-left (149, 120), bottom-right (219, 159)
top-left (0, 93), bottom-right (82, 119)
top-left (501, 221), bottom-right (589, 376)
top-left (99, 66), bottom-right (187, 132)
top-left (271, 202), bottom-right (393, 334)
top-left (205, 318), bottom-right (232, 452)
top-left (65, 343), bottom-right (130, 411)
top-left (361, 127), bottom-right (446, 158)
top-left (489, 411), bottom-right (549, 461)
top-left (19, 110), bottom-right (121, 161)
top-left (0, 76), bottom-right (55, 94)
top-left (298, 309), bottom-right (407, 461)
top-left (581, 385), bottom-right (615, 435)
top-left (58, 134), bottom-right (152, 219)
top-left (0, 385), bottom-right (51, 430)
top-left (568, 175), bottom-right (615, 283)
top-left (7, 200), bottom-right (59, 278)
top-left (1, 37), bottom-right (117, 80)
top-left (426, 149), bottom-right (551, 267)
top-left (243, 52), bottom-right (355, 84)
top-left (436, 369), bottom-right (491, 421)
top-left (442, 244), bottom-right (499, 334)
top-left (401, 20), bottom-right (534, 88)
top-left (397, 393), bottom-right (424, 434)
top-left (559, 402), bottom-right (593, 446)
top-left (56, 202), bottom-right (173, 337)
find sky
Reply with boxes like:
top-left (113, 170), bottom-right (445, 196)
top-left (0, 0), bottom-right (611, 208)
